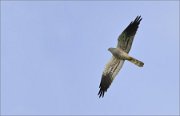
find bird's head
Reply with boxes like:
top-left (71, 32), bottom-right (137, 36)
top-left (108, 47), bottom-right (114, 52)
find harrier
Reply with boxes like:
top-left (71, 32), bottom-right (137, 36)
top-left (98, 16), bottom-right (144, 98)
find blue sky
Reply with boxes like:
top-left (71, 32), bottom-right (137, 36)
top-left (1, 1), bottom-right (179, 115)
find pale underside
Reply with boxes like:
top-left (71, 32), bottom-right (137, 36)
top-left (98, 16), bottom-right (142, 98)
top-left (103, 57), bottom-right (124, 81)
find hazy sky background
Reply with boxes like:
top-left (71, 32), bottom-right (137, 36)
top-left (1, 1), bottom-right (179, 115)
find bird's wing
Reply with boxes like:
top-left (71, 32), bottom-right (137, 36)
top-left (98, 56), bottom-right (124, 98)
top-left (117, 16), bottom-right (142, 53)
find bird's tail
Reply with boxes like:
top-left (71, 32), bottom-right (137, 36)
top-left (128, 57), bottom-right (144, 67)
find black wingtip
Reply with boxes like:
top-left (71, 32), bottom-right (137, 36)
top-left (124, 15), bottom-right (142, 36)
top-left (98, 73), bottom-right (113, 98)
top-left (132, 15), bottom-right (142, 24)
top-left (134, 15), bottom-right (142, 23)
top-left (98, 89), bottom-right (105, 98)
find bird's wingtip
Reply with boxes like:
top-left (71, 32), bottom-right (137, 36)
top-left (135, 15), bottom-right (142, 22)
top-left (98, 89), bottom-right (105, 98)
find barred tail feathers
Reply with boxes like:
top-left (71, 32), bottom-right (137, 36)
top-left (128, 57), bottom-right (144, 67)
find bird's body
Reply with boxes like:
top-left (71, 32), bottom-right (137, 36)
top-left (98, 16), bottom-right (144, 98)
top-left (108, 48), bottom-right (130, 60)
top-left (108, 47), bottom-right (144, 67)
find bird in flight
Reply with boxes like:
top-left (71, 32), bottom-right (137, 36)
top-left (98, 16), bottom-right (144, 98)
